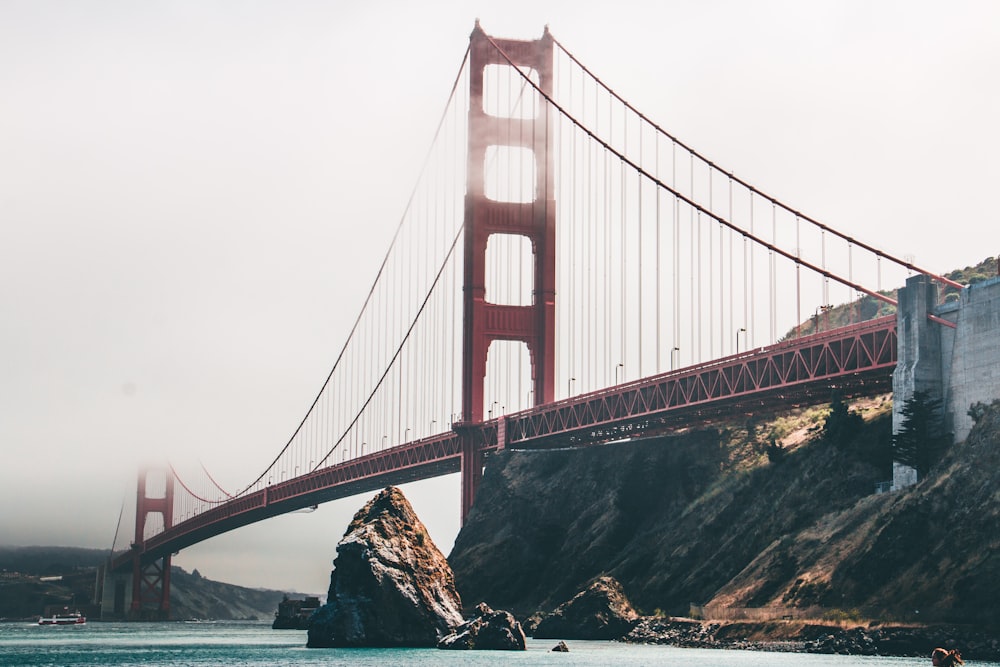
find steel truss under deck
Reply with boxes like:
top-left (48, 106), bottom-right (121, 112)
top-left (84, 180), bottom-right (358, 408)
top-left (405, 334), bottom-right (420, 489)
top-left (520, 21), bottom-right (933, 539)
top-left (113, 317), bottom-right (897, 577)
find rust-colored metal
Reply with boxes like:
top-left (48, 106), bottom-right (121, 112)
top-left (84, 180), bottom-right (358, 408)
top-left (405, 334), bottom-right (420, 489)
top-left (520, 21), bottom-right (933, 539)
top-left (114, 320), bottom-right (899, 575)
top-left (499, 317), bottom-right (897, 449)
top-left (130, 467), bottom-right (173, 617)
top-left (458, 23), bottom-right (555, 524)
top-left (462, 23), bottom-right (555, 425)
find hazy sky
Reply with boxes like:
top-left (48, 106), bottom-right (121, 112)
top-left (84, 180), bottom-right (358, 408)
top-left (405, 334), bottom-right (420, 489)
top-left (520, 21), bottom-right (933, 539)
top-left (2, 1), bottom-right (998, 595)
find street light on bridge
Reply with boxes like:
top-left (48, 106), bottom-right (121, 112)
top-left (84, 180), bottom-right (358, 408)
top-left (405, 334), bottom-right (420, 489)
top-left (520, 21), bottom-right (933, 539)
top-left (735, 328), bottom-right (747, 354)
top-left (615, 363), bottom-right (624, 385)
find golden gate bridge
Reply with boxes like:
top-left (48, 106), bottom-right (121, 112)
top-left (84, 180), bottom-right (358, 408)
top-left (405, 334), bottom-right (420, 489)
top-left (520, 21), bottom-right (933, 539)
top-left (102, 22), bottom-right (966, 618)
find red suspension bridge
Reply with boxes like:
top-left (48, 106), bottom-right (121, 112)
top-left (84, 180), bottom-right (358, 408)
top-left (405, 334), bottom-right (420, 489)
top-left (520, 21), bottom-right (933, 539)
top-left (105, 22), bottom-right (965, 618)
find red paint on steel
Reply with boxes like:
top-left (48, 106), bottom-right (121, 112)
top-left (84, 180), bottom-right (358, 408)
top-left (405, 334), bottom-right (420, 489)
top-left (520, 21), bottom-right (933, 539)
top-left (500, 316), bottom-right (897, 449)
top-left (130, 468), bottom-right (173, 616)
top-left (462, 24), bottom-right (556, 425)
top-left (114, 320), bottom-right (897, 576)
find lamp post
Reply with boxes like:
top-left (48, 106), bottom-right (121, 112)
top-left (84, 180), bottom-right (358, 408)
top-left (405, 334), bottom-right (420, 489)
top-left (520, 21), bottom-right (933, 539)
top-left (735, 327), bottom-right (747, 354)
top-left (671, 347), bottom-right (680, 370)
top-left (568, 377), bottom-right (576, 398)
top-left (615, 363), bottom-right (624, 385)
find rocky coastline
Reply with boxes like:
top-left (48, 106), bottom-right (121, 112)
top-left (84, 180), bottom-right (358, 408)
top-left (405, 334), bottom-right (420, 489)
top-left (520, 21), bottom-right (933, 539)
top-left (621, 617), bottom-right (1000, 661)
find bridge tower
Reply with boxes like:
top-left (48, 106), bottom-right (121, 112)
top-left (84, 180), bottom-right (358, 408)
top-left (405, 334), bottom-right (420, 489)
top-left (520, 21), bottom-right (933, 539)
top-left (130, 466), bottom-right (174, 619)
top-left (460, 23), bottom-right (555, 521)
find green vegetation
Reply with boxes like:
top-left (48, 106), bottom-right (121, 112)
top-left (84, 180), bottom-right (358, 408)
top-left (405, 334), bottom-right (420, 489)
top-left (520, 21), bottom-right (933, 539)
top-left (782, 256), bottom-right (997, 341)
top-left (823, 392), bottom-right (864, 446)
top-left (968, 398), bottom-right (1000, 424)
top-left (892, 390), bottom-right (949, 478)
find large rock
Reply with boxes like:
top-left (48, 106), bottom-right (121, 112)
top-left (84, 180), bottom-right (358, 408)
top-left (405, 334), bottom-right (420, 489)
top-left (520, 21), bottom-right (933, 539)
top-left (438, 602), bottom-right (526, 650)
top-left (533, 576), bottom-right (638, 640)
top-left (306, 487), bottom-right (464, 647)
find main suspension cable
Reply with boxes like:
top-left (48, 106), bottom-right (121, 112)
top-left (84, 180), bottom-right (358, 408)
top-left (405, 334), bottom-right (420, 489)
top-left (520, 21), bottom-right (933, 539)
top-left (549, 35), bottom-right (963, 291)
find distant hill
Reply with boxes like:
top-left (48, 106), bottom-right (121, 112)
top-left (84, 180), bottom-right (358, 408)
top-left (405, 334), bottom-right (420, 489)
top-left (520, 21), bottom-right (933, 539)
top-left (0, 546), bottom-right (315, 621)
top-left (783, 255), bottom-right (997, 339)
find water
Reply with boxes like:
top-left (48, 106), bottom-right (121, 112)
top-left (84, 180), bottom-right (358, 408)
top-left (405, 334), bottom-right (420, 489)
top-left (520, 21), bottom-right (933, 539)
top-left (1, 621), bottom-right (997, 667)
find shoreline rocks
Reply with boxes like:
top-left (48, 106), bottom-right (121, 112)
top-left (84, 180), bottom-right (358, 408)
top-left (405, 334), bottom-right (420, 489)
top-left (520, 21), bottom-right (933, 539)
top-left (438, 602), bottom-right (526, 650)
top-left (533, 576), bottom-right (639, 640)
top-left (306, 487), bottom-right (464, 648)
top-left (623, 618), bottom-right (1000, 661)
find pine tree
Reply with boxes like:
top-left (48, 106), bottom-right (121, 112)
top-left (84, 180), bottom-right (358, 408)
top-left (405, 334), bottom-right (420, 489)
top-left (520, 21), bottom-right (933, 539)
top-left (823, 391), bottom-right (863, 447)
top-left (892, 390), bottom-right (948, 478)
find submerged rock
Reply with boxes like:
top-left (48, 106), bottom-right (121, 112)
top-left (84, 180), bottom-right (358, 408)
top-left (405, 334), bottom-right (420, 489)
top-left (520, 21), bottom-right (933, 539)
top-left (438, 602), bottom-right (526, 650)
top-left (306, 487), bottom-right (464, 647)
top-left (533, 576), bottom-right (639, 640)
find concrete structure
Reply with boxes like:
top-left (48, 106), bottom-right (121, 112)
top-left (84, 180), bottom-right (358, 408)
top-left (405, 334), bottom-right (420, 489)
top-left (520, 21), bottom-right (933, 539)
top-left (892, 273), bottom-right (1000, 489)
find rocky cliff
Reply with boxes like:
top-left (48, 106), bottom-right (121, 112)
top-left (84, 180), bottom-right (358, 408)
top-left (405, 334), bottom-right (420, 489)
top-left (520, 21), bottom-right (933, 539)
top-left (307, 486), bottom-right (464, 647)
top-left (449, 398), bottom-right (999, 627)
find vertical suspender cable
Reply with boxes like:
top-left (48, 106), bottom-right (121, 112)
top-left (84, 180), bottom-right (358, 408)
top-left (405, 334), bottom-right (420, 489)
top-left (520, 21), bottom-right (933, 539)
top-left (748, 192), bottom-right (754, 348)
top-left (655, 131), bottom-right (661, 373)
top-left (729, 176), bottom-right (734, 352)
top-left (708, 161), bottom-right (714, 359)
top-left (690, 152), bottom-right (697, 362)
top-left (637, 120), bottom-right (643, 378)
top-left (770, 201), bottom-right (776, 343)
top-left (796, 216), bottom-right (801, 337)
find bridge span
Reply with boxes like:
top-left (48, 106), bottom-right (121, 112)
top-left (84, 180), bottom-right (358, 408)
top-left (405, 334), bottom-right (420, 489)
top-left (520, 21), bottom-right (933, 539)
top-left (110, 316), bottom-right (896, 577)
top-left (102, 20), bottom-right (983, 620)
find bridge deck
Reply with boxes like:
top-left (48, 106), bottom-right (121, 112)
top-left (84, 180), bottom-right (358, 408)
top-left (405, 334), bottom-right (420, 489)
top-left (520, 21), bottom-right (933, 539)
top-left (113, 317), bottom-right (896, 571)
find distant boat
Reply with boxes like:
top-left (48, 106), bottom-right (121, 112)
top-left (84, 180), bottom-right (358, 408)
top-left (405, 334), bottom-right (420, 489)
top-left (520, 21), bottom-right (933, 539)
top-left (38, 610), bottom-right (86, 626)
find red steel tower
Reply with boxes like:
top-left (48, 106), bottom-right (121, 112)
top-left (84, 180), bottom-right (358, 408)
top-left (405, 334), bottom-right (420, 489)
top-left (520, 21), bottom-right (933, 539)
top-left (130, 466), bottom-right (174, 619)
top-left (460, 23), bottom-right (555, 521)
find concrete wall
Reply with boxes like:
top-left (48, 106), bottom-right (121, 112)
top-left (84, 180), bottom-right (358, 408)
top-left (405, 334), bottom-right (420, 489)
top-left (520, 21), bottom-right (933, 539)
top-left (892, 274), bottom-right (1000, 489)
top-left (942, 276), bottom-right (1000, 443)
top-left (892, 275), bottom-right (943, 490)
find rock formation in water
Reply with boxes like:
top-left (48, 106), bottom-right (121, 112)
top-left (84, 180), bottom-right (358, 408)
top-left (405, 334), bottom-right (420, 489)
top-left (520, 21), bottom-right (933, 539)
top-left (306, 486), bottom-right (464, 647)
top-left (437, 602), bottom-right (526, 650)
top-left (533, 576), bottom-right (639, 640)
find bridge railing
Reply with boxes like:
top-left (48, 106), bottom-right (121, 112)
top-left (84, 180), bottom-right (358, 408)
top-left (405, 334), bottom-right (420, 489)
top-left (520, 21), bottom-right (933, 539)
top-left (113, 432), bottom-right (465, 570)
top-left (496, 316), bottom-right (896, 449)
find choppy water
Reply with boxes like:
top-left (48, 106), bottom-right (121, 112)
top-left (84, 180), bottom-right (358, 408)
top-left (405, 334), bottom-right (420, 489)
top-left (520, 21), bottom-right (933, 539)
top-left (1, 621), bottom-right (997, 667)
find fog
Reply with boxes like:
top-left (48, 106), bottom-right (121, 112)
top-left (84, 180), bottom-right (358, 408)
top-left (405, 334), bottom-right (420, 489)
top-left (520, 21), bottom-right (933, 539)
top-left (1, 1), bottom-right (997, 594)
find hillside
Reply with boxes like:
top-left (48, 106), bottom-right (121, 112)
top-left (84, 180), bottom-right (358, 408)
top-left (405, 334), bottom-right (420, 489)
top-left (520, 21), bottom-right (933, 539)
top-left (0, 546), bottom-right (303, 621)
top-left (783, 255), bottom-right (997, 339)
top-left (448, 397), bottom-right (999, 627)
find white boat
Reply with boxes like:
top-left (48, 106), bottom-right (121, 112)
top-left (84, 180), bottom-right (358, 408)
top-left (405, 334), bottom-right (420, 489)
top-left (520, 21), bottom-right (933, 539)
top-left (38, 610), bottom-right (86, 625)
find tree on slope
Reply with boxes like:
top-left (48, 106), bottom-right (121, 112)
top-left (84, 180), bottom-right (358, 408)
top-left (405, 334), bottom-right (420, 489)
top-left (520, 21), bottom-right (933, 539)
top-left (892, 390), bottom-right (949, 478)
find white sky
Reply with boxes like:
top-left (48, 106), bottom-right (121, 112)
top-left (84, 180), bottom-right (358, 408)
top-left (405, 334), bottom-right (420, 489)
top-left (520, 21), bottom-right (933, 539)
top-left (1, 1), bottom-right (998, 595)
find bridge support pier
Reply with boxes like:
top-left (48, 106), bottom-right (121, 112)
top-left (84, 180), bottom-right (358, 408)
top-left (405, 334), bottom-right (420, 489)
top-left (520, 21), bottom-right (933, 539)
top-left (892, 275), bottom-right (943, 489)
top-left (129, 467), bottom-right (174, 619)
top-left (891, 272), bottom-right (1000, 489)
top-left (460, 436), bottom-right (483, 524)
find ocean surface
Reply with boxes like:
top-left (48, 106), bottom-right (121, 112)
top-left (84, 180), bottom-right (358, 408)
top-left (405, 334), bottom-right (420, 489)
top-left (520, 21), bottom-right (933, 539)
top-left (1, 621), bottom-right (997, 667)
